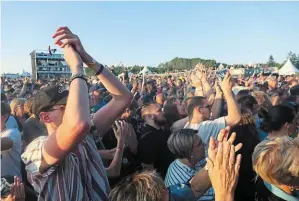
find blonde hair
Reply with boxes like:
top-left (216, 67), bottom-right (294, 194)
top-left (251, 91), bottom-right (272, 108)
top-left (109, 170), bottom-right (167, 201)
top-left (24, 97), bottom-right (33, 116)
top-left (252, 137), bottom-right (299, 186)
top-left (10, 98), bottom-right (26, 115)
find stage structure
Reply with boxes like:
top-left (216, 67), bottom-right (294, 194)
top-left (30, 49), bottom-right (71, 81)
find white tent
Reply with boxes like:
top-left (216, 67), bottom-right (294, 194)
top-left (20, 70), bottom-right (31, 77)
top-left (218, 63), bottom-right (224, 70)
top-left (139, 66), bottom-right (152, 75)
top-left (279, 59), bottom-right (299, 75)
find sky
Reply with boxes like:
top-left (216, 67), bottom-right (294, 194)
top-left (1, 1), bottom-right (299, 73)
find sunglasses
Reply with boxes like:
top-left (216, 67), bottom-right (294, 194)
top-left (47, 105), bottom-right (66, 112)
top-left (198, 105), bottom-right (211, 109)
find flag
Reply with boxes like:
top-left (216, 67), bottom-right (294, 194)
top-left (48, 46), bottom-right (52, 55)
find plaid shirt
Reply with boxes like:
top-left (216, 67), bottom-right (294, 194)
top-left (21, 134), bottom-right (110, 201)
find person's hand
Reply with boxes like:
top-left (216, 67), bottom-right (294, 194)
top-left (5, 176), bottom-right (25, 201)
top-left (220, 72), bottom-right (233, 92)
top-left (206, 127), bottom-right (242, 201)
top-left (190, 71), bottom-right (202, 88)
top-left (208, 127), bottom-right (242, 163)
top-left (214, 80), bottom-right (223, 99)
top-left (52, 26), bottom-right (86, 57)
top-left (206, 139), bottom-right (241, 201)
top-left (113, 121), bottom-right (129, 146)
top-left (62, 45), bottom-right (83, 72)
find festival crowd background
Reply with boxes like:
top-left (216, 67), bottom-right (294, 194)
top-left (1, 27), bottom-right (299, 201)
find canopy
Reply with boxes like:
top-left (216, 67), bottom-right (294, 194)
top-left (20, 70), bottom-right (31, 77)
top-left (139, 66), bottom-right (152, 75)
top-left (279, 59), bottom-right (299, 75)
top-left (218, 63), bottom-right (224, 70)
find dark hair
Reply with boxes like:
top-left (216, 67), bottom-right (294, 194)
top-left (1, 101), bottom-right (11, 116)
top-left (237, 90), bottom-right (250, 100)
top-left (187, 96), bottom-right (205, 120)
top-left (260, 105), bottom-right (295, 132)
top-left (163, 97), bottom-right (181, 126)
top-left (1, 93), bottom-right (7, 103)
top-left (238, 95), bottom-right (258, 111)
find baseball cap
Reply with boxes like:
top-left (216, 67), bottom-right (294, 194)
top-left (32, 85), bottom-right (69, 116)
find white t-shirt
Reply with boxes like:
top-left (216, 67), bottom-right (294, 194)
top-left (1, 128), bottom-right (22, 179)
top-left (6, 116), bottom-right (19, 130)
top-left (184, 117), bottom-right (226, 146)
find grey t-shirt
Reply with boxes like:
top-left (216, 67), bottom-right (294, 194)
top-left (1, 128), bottom-right (22, 179)
top-left (184, 117), bottom-right (226, 146)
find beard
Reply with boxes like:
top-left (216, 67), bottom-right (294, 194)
top-left (154, 116), bottom-right (167, 126)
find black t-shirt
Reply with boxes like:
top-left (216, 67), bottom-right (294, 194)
top-left (137, 125), bottom-right (174, 179)
top-left (101, 127), bottom-right (142, 187)
top-left (230, 124), bottom-right (260, 201)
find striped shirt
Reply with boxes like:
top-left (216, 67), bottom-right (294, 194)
top-left (21, 134), bottom-right (110, 201)
top-left (165, 159), bottom-right (215, 201)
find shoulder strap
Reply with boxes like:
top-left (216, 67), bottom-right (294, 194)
top-left (264, 182), bottom-right (299, 201)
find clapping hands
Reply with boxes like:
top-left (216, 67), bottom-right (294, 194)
top-left (4, 177), bottom-right (25, 201)
top-left (52, 27), bottom-right (84, 72)
top-left (206, 127), bottom-right (242, 201)
top-left (112, 121), bottom-right (130, 146)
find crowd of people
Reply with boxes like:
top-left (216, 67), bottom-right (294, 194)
top-left (1, 27), bottom-right (299, 201)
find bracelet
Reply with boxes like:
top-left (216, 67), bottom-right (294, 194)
top-left (70, 73), bottom-right (88, 84)
top-left (95, 64), bottom-right (104, 76)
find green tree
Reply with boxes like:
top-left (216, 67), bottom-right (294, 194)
top-left (267, 55), bottom-right (275, 67)
top-left (287, 51), bottom-right (299, 68)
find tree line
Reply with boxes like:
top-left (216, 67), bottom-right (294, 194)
top-left (85, 51), bottom-right (299, 76)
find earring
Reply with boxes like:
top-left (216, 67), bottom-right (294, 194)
top-left (190, 155), bottom-right (194, 158)
top-left (290, 186), bottom-right (295, 192)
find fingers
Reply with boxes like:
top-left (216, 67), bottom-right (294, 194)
top-left (15, 176), bottom-right (20, 198)
top-left (53, 26), bottom-right (72, 38)
top-left (115, 120), bottom-right (121, 129)
top-left (206, 157), bottom-right (214, 173)
top-left (10, 183), bottom-right (15, 196)
top-left (228, 145), bottom-right (235, 167)
top-left (112, 124), bottom-right (117, 135)
top-left (60, 38), bottom-right (78, 48)
top-left (223, 126), bottom-right (230, 142)
top-left (215, 142), bottom-right (223, 168)
top-left (235, 143), bottom-right (243, 152)
top-left (54, 33), bottom-right (72, 45)
top-left (235, 154), bottom-right (242, 174)
top-left (217, 129), bottom-right (226, 142)
top-left (208, 137), bottom-right (217, 162)
top-left (20, 182), bottom-right (25, 199)
top-left (227, 132), bottom-right (236, 144)
top-left (223, 142), bottom-right (231, 167)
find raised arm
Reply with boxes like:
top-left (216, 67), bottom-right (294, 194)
top-left (211, 81), bottom-right (223, 120)
top-left (18, 79), bottom-right (28, 98)
top-left (90, 64), bottom-right (133, 135)
top-left (53, 27), bottom-right (132, 136)
top-left (41, 30), bottom-right (90, 169)
top-left (221, 73), bottom-right (241, 126)
top-left (105, 121), bottom-right (128, 177)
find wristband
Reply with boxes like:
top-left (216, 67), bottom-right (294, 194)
top-left (70, 73), bottom-right (87, 84)
top-left (95, 64), bottom-right (104, 76)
